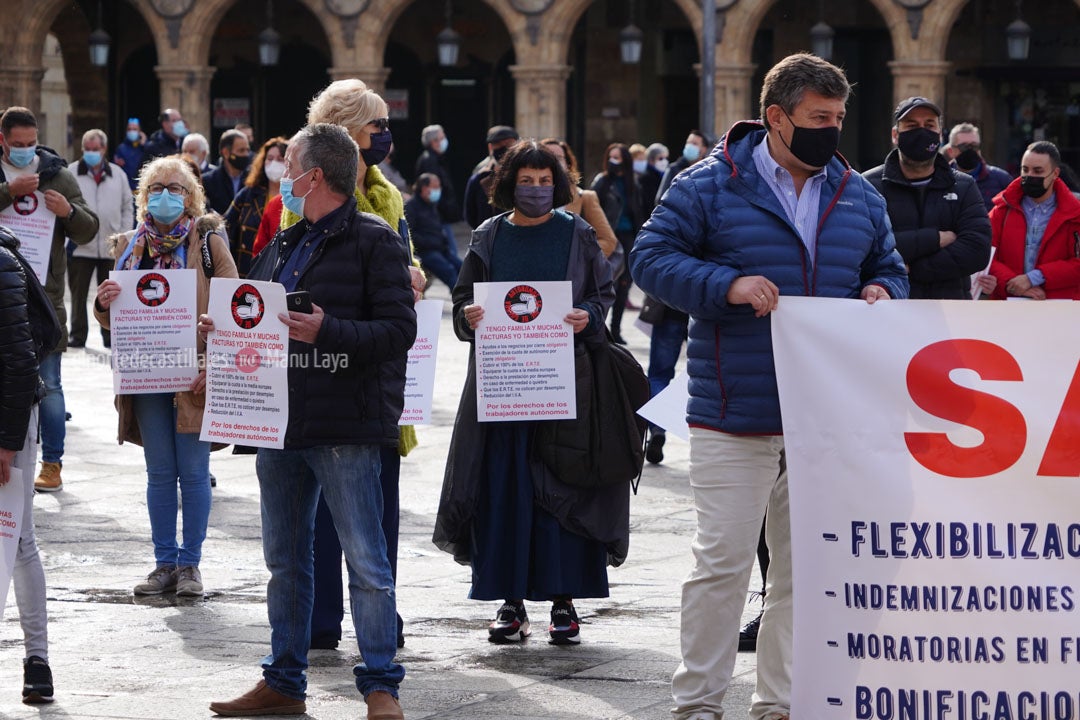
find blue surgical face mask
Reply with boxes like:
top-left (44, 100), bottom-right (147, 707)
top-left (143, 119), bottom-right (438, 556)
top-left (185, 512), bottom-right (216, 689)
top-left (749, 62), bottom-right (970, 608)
top-left (82, 150), bottom-right (102, 168)
top-left (147, 189), bottom-right (186, 225)
top-left (126, 130), bottom-right (140, 143)
top-left (437, 137), bottom-right (449, 154)
top-left (682, 143), bottom-right (701, 163)
top-left (280, 168), bottom-right (314, 217)
top-left (171, 120), bottom-right (188, 138)
top-left (7, 145), bottom-right (36, 168)
top-left (427, 188), bottom-right (442, 204)
top-left (633, 159), bottom-right (648, 174)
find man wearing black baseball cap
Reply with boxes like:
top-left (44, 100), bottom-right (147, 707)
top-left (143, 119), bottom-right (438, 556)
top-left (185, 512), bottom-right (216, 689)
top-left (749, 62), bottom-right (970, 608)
top-left (463, 125), bottom-right (520, 228)
top-left (863, 96), bottom-right (991, 298)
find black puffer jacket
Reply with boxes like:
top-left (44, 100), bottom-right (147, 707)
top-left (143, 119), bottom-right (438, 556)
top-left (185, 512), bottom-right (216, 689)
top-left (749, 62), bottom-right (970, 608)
top-left (863, 150), bottom-right (991, 299)
top-left (249, 202), bottom-right (417, 449)
top-left (0, 228), bottom-right (40, 452)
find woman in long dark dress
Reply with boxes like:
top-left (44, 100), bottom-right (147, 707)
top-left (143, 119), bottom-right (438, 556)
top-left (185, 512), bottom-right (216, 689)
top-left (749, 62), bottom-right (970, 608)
top-left (433, 140), bottom-right (618, 645)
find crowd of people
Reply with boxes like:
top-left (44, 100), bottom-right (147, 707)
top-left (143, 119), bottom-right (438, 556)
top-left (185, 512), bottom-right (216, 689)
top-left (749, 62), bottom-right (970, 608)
top-left (0, 51), bottom-right (1079, 720)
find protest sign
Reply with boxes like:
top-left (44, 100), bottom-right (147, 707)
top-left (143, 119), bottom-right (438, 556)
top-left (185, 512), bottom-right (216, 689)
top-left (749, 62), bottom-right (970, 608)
top-left (773, 297), bottom-right (1080, 720)
top-left (473, 280), bottom-right (575, 422)
top-left (400, 298), bottom-right (444, 425)
top-left (109, 268), bottom-right (199, 394)
top-left (200, 279), bottom-right (289, 449)
top-left (0, 191), bottom-right (55, 284)
top-left (0, 467), bottom-right (25, 616)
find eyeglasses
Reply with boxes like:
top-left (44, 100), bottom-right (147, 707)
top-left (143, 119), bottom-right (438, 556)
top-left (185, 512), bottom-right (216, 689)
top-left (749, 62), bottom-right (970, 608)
top-left (954, 143), bottom-right (981, 152)
top-left (147, 183), bottom-right (189, 196)
top-left (366, 118), bottom-right (390, 132)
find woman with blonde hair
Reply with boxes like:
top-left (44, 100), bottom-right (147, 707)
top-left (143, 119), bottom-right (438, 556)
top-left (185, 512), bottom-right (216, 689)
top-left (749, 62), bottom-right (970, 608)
top-left (94, 156), bottom-right (238, 597)
top-left (284, 79), bottom-right (422, 651)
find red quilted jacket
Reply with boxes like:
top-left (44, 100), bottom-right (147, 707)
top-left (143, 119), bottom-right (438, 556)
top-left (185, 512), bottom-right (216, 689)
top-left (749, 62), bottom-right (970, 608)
top-left (988, 177), bottom-right (1080, 300)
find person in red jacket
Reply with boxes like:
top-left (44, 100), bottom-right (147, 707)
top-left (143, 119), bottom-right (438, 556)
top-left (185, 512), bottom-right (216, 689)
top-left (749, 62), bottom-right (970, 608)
top-left (977, 140), bottom-right (1080, 300)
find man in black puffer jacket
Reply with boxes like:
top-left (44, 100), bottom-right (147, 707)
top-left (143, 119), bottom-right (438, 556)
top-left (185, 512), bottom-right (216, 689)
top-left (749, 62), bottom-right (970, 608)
top-left (863, 97), bottom-right (991, 299)
top-left (209, 124), bottom-right (414, 720)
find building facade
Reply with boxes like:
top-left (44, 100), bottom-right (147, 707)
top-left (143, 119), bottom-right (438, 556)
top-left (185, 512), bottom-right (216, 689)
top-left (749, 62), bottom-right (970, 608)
top-left (2, 0), bottom-right (1077, 190)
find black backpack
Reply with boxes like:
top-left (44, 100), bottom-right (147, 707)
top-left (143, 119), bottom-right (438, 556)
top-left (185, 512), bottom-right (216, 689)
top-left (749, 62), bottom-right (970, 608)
top-left (0, 226), bottom-right (61, 362)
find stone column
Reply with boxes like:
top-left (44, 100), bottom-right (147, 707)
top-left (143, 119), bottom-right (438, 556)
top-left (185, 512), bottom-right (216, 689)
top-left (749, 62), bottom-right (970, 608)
top-left (329, 67), bottom-right (392, 94)
top-left (713, 63), bottom-right (757, 137)
top-left (887, 60), bottom-right (952, 106)
top-left (509, 64), bottom-right (573, 141)
top-left (154, 65), bottom-right (216, 136)
top-left (0, 67), bottom-right (47, 114)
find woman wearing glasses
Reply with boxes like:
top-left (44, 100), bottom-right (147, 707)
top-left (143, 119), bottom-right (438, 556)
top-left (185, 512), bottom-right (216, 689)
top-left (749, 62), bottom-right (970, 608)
top-left (282, 79), bottom-right (424, 651)
top-left (93, 156), bottom-right (238, 597)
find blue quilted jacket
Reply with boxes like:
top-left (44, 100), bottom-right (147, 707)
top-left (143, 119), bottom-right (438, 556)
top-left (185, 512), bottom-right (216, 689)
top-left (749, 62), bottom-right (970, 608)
top-left (629, 122), bottom-right (909, 434)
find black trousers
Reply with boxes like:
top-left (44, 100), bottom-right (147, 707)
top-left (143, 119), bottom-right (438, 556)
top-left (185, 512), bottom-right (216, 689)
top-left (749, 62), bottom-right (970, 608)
top-left (67, 256), bottom-right (114, 346)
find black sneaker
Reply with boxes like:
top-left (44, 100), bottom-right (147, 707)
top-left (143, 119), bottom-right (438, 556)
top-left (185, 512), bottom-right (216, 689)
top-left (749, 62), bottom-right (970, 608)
top-left (548, 600), bottom-right (581, 645)
top-left (739, 609), bottom-right (762, 652)
top-left (22, 655), bottom-right (53, 704)
top-left (488, 600), bottom-right (530, 643)
top-left (646, 432), bottom-right (666, 464)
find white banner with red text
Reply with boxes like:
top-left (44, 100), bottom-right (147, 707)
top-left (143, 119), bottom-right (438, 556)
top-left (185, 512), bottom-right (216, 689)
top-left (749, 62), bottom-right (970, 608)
top-left (772, 297), bottom-right (1080, 720)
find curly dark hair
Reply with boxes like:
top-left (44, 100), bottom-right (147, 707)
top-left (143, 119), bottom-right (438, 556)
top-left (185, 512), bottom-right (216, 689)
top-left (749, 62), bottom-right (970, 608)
top-left (489, 139), bottom-right (574, 211)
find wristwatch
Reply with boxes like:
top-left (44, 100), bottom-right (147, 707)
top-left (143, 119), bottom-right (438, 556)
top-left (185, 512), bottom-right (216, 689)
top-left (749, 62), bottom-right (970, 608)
top-left (66, 206), bottom-right (76, 221)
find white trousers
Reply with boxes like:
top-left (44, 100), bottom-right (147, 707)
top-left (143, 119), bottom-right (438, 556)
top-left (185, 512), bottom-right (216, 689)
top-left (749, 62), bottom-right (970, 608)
top-left (671, 428), bottom-right (792, 720)
top-left (13, 406), bottom-right (48, 660)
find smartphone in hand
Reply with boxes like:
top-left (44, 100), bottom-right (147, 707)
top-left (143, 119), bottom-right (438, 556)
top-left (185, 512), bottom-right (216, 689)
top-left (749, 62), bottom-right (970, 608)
top-left (285, 290), bottom-right (313, 314)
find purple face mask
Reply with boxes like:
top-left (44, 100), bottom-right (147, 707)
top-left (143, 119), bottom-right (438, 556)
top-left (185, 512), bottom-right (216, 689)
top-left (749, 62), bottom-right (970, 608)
top-left (514, 185), bottom-right (555, 218)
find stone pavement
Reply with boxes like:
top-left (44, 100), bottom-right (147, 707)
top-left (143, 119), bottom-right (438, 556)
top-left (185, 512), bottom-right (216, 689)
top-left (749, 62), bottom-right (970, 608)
top-left (0, 280), bottom-right (762, 719)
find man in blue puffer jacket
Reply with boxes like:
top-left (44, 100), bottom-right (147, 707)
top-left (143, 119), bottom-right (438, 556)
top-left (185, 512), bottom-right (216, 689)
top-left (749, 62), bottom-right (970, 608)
top-left (630, 53), bottom-right (909, 720)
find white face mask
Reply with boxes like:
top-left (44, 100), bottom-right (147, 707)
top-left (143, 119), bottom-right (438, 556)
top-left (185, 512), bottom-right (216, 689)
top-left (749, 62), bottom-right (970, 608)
top-left (654, 158), bottom-right (669, 173)
top-left (264, 160), bottom-right (286, 182)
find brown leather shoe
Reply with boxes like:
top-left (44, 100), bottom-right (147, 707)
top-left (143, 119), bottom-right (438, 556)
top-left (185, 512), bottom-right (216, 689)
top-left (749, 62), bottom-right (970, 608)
top-left (209, 680), bottom-right (306, 717)
top-left (366, 690), bottom-right (404, 720)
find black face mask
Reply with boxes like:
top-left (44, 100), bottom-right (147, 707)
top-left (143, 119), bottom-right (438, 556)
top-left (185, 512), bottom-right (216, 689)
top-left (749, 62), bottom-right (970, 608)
top-left (779, 109), bottom-right (839, 169)
top-left (360, 129), bottom-right (393, 167)
top-left (1020, 175), bottom-right (1051, 199)
top-left (230, 153), bottom-right (252, 171)
top-left (897, 127), bottom-right (941, 163)
top-left (492, 146), bottom-right (509, 163)
top-left (607, 160), bottom-right (624, 176)
top-left (956, 148), bottom-right (981, 171)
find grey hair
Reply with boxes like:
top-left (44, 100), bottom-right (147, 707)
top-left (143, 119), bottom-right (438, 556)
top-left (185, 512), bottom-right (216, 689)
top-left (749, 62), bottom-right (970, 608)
top-left (759, 53), bottom-right (851, 131)
top-left (646, 143), bottom-right (668, 163)
top-left (81, 128), bottom-right (108, 148)
top-left (421, 124), bottom-right (444, 147)
top-left (291, 123), bottom-right (358, 197)
top-left (948, 122), bottom-right (981, 146)
top-left (181, 133), bottom-right (209, 154)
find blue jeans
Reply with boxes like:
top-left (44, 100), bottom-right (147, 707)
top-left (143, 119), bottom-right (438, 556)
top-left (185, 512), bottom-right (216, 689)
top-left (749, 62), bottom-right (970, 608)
top-left (418, 249), bottom-right (462, 290)
top-left (441, 224), bottom-right (461, 260)
top-left (131, 393), bottom-right (212, 567)
top-left (312, 446), bottom-right (401, 645)
top-left (38, 352), bottom-right (64, 463)
top-left (647, 316), bottom-right (688, 433)
top-left (257, 444), bottom-right (403, 700)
